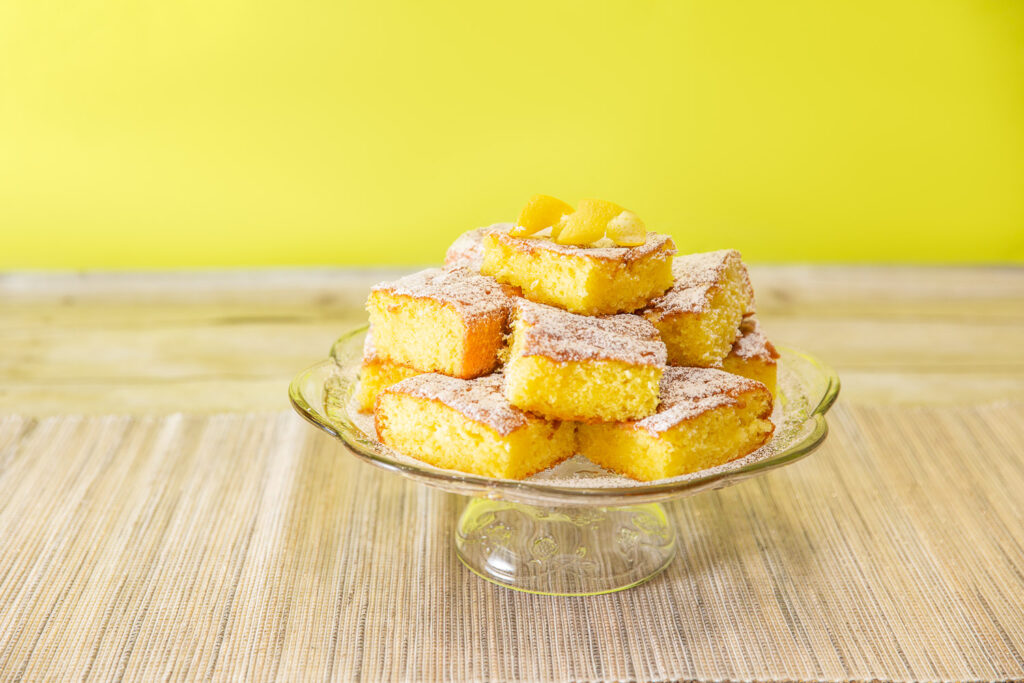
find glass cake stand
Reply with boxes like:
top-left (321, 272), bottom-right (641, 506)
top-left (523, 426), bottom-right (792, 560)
top-left (289, 326), bottom-right (839, 596)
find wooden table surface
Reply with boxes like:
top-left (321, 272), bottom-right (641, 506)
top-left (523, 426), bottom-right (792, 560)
top-left (2, 266), bottom-right (1021, 415)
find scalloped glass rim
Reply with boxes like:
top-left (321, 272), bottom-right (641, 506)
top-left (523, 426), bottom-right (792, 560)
top-left (288, 326), bottom-right (840, 506)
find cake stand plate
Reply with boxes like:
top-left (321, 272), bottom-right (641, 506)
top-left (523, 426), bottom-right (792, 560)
top-left (289, 326), bottom-right (839, 596)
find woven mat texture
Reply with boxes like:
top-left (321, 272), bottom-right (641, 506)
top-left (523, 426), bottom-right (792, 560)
top-left (1, 403), bottom-right (1023, 682)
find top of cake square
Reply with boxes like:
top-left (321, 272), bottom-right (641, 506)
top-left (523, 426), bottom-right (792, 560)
top-left (370, 267), bottom-right (513, 323)
top-left (486, 224), bottom-right (675, 263)
top-left (635, 366), bottom-right (765, 435)
top-left (386, 372), bottom-right (528, 436)
top-left (513, 299), bottom-right (667, 367)
top-left (730, 315), bottom-right (780, 362)
top-left (444, 226), bottom-right (496, 271)
top-left (645, 249), bottom-right (751, 316)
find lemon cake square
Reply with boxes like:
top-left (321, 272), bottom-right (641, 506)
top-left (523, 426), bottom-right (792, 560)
top-left (444, 225), bottom-right (501, 271)
top-left (721, 314), bottom-right (780, 396)
top-left (366, 267), bottom-right (515, 379)
top-left (578, 366), bottom-right (774, 481)
top-left (642, 249), bottom-right (754, 367)
top-left (375, 373), bottom-right (577, 479)
top-left (481, 226), bottom-right (675, 315)
top-left (503, 300), bottom-right (667, 422)
top-left (354, 331), bottom-right (423, 412)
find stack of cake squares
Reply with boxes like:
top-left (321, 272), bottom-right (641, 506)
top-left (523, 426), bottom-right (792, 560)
top-left (358, 217), bottom-right (780, 482)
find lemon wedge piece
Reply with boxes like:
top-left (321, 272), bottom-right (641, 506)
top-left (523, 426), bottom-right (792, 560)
top-left (511, 194), bottom-right (574, 237)
top-left (554, 199), bottom-right (624, 245)
top-left (606, 210), bottom-right (647, 246)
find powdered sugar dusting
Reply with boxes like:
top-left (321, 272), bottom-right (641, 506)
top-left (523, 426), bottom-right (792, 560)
top-left (730, 315), bottom-right (780, 362)
top-left (673, 250), bottom-right (743, 287)
top-left (514, 300), bottom-right (667, 366)
top-left (445, 225), bottom-right (508, 271)
top-left (385, 372), bottom-right (528, 436)
top-left (645, 249), bottom-right (750, 316)
top-left (635, 366), bottom-right (766, 434)
top-left (492, 229), bottom-right (675, 263)
top-left (362, 327), bottom-right (377, 360)
top-left (370, 267), bottom-right (513, 323)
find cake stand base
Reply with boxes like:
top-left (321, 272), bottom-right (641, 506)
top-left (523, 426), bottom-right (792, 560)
top-left (455, 498), bottom-right (676, 596)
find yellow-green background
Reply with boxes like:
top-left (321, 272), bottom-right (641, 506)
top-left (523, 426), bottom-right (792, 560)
top-left (2, 1), bottom-right (1022, 268)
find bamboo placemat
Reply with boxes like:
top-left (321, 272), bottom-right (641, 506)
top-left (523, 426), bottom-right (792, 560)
top-left (1, 403), bottom-right (1022, 682)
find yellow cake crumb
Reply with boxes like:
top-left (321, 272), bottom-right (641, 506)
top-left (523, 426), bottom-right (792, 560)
top-left (578, 367), bottom-right (774, 481)
top-left (503, 300), bottom-right (666, 422)
top-left (365, 267), bottom-right (514, 379)
top-left (375, 373), bottom-right (577, 479)
top-left (481, 226), bottom-right (675, 315)
top-left (355, 332), bottom-right (423, 412)
top-left (721, 314), bottom-right (779, 396)
top-left (355, 358), bottom-right (422, 412)
top-left (643, 249), bottom-right (754, 367)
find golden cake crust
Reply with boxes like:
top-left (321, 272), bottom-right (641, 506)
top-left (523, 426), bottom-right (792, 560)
top-left (374, 372), bottom-right (577, 479)
top-left (641, 250), bottom-right (755, 367)
top-left (513, 299), bottom-right (666, 366)
top-left (488, 226), bottom-right (675, 264)
top-left (721, 314), bottom-right (779, 396)
top-left (481, 227), bottom-right (676, 315)
top-left (444, 226), bottom-right (498, 271)
top-left (577, 366), bottom-right (775, 480)
top-left (370, 266), bottom-right (514, 324)
top-left (635, 366), bottom-right (770, 435)
top-left (366, 267), bottom-right (516, 378)
top-left (504, 300), bottom-right (666, 423)
top-left (644, 249), bottom-right (753, 319)
top-left (729, 315), bottom-right (779, 362)
top-left (378, 372), bottom-right (527, 437)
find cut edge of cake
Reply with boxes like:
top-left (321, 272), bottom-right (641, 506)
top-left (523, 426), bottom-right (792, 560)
top-left (374, 373), bottom-right (577, 479)
top-left (721, 314), bottom-right (780, 396)
top-left (365, 266), bottom-right (514, 378)
top-left (643, 249), bottom-right (754, 367)
top-left (355, 331), bottom-right (424, 412)
top-left (481, 227), bottom-right (676, 315)
top-left (577, 366), bottom-right (774, 481)
top-left (503, 300), bottom-right (667, 422)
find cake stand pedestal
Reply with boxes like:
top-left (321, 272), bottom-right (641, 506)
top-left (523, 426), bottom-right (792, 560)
top-left (455, 499), bottom-right (676, 595)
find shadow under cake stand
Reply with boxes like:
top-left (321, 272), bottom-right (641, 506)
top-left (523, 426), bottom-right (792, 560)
top-left (289, 326), bottom-right (839, 596)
